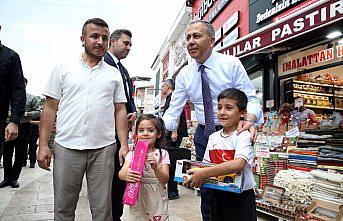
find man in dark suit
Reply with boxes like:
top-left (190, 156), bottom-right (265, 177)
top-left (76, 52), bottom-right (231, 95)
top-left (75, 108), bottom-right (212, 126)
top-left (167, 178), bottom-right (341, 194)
top-left (162, 79), bottom-right (189, 200)
top-left (104, 29), bottom-right (136, 221)
top-left (0, 24), bottom-right (26, 188)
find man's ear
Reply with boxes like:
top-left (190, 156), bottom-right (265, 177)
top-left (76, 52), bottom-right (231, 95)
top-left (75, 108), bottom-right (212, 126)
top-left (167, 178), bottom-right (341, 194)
top-left (241, 110), bottom-right (247, 119)
top-left (111, 39), bottom-right (117, 47)
top-left (209, 37), bottom-right (215, 48)
top-left (80, 36), bottom-right (85, 47)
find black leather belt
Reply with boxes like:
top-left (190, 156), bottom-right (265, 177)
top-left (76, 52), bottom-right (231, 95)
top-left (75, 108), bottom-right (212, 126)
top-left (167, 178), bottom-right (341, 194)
top-left (198, 124), bottom-right (222, 132)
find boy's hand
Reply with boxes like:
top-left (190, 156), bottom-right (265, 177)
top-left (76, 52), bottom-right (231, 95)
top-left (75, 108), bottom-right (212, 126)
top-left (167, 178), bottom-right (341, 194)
top-left (184, 168), bottom-right (206, 188)
top-left (146, 153), bottom-right (158, 170)
top-left (126, 169), bottom-right (141, 183)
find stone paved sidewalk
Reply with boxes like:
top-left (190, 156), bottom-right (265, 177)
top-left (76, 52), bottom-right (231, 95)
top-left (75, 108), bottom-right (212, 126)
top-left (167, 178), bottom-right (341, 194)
top-left (0, 164), bottom-right (270, 221)
top-left (0, 164), bottom-right (201, 220)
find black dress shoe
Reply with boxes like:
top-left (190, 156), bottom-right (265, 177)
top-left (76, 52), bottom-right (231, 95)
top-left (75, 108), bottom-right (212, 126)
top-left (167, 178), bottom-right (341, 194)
top-left (0, 179), bottom-right (10, 188)
top-left (10, 180), bottom-right (19, 188)
top-left (168, 192), bottom-right (180, 200)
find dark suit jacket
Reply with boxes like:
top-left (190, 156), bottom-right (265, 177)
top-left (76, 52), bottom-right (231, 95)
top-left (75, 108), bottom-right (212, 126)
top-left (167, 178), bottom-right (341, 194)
top-left (0, 42), bottom-right (26, 124)
top-left (163, 93), bottom-right (188, 148)
top-left (104, 52), bottom-right (136, 114)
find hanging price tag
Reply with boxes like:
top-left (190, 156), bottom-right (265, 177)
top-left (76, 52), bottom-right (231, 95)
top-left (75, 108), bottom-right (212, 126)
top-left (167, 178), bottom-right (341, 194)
top-left (266, 100), bottom-right (274, 108)
top-left (294, 97), bottom-right (303, 108)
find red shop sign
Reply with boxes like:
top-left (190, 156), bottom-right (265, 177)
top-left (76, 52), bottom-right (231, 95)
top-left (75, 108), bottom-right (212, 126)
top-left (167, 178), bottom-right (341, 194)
top-left (219, 0), bottom-right (343, 57)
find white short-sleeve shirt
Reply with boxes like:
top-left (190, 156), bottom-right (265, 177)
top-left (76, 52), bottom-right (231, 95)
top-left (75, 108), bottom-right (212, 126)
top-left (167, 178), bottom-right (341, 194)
top-left (203, 130), bottom-right (255, 191)
top-left (43, 56), bottom-right (127, 150)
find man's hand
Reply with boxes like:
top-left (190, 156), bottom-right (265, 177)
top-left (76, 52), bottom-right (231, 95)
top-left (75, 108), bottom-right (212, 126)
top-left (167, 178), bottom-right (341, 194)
top-left (119, 145), bottom-right (129, 166)
top-left (4, 122), bottom-right (18, 142)
top-left (127, 112), bottom-right (137, 122)
top-left (37, 145), bottom-right (52, 171)
top-left (237, 120), bottom-right (256, 141)
top-left (183, 168), bottom-right (206, 188)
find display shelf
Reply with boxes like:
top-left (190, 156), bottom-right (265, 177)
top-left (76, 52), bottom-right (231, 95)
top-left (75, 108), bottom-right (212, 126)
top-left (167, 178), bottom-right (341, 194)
top-left (335, 107), bottom-right (343, 111)
top-left (334, 95), bottom-right (343, 98)
top-left (293, 80), bottom-right (334, 87)
top-left (284, 79), bottom-right (339, 106)
top-left (334, 85), bottom-right (343, 89)
top-left (293, 90), bottom-right (333, 96)
top-left (304, 104), bottom-right (333, 110)
top-left (256, 208), bottom-right (292, 221)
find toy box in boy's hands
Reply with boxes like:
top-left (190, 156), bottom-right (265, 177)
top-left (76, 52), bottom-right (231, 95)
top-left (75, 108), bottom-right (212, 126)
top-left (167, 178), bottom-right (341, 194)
top-left (174, 159), bottom-right (243, 193)
top-left (122, 141), bottom-right (148, 206)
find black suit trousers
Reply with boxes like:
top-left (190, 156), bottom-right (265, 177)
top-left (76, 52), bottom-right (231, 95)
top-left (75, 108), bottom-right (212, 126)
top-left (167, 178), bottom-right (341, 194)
top-left (28, 124), bottom-right (39, 165)
top-left (3, 122), bottom-right (29, 181)
top-left (112, 135), bottom-right (126, 221)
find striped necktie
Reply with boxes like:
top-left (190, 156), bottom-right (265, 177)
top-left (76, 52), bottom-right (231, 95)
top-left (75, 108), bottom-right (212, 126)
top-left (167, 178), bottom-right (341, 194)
top-left (199, 64), bottom-right (215, 137)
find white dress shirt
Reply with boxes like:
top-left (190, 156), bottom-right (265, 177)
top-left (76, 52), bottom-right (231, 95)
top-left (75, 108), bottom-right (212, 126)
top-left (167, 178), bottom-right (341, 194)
top-left (43, 56), bottom-right (127, 150)
top-left (163, 52), bottom-right (263, 131)
top-left (108, 52), bottom-right (130, 96)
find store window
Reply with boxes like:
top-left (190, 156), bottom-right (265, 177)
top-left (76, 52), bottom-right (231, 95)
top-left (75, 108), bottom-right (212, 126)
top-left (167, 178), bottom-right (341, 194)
top-left (249, 70), bottom-right (263, 107)
top-left (279, 38), bottom-right (343, 113)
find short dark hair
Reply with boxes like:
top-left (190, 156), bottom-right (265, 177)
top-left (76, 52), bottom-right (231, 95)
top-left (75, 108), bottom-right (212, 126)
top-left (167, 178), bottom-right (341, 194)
top-left (110, 29), bottom-right (132, 42)
top-left (189, 20), bottom-right (215, 38)
top-left (217, 88), bottom-right (248, 111)
top-left (164, 79), bottom-right (175, 90)
top-left (82, 18), bottom-right (108, 35)
top-left (135, 114), bottom-right (166, 150)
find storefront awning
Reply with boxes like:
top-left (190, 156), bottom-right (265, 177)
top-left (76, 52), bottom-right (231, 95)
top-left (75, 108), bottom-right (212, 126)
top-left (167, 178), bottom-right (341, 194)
top-left (218, 0), bottom-right (343, 58)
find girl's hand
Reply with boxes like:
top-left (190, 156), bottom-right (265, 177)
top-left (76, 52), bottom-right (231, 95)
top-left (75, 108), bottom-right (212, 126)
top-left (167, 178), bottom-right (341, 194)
top-left (126, 168), bottom-right (141, 183)
top-left (146, 153), bottom-right (158, 170)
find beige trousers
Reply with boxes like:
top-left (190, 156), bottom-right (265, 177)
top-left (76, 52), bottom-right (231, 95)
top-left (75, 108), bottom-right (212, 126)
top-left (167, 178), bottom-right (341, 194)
top-left (53, 142), bottom-right (116, 221)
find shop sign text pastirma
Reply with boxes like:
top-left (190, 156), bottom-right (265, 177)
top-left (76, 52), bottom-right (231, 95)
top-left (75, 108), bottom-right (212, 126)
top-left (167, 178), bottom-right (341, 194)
top-left (220, 0), bottom-right (343, 57)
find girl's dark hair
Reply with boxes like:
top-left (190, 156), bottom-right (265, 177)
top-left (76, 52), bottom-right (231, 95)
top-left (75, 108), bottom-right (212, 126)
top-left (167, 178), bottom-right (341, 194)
top-left (135, 114), bottom-right (166, 150)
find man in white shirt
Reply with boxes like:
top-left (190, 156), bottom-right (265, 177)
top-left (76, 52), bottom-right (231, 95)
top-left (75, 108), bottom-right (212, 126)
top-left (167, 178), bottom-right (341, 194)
top-left (162, 20), bottom-right (262, 221)
top-left (37, 18), bottom-right (128, 221)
